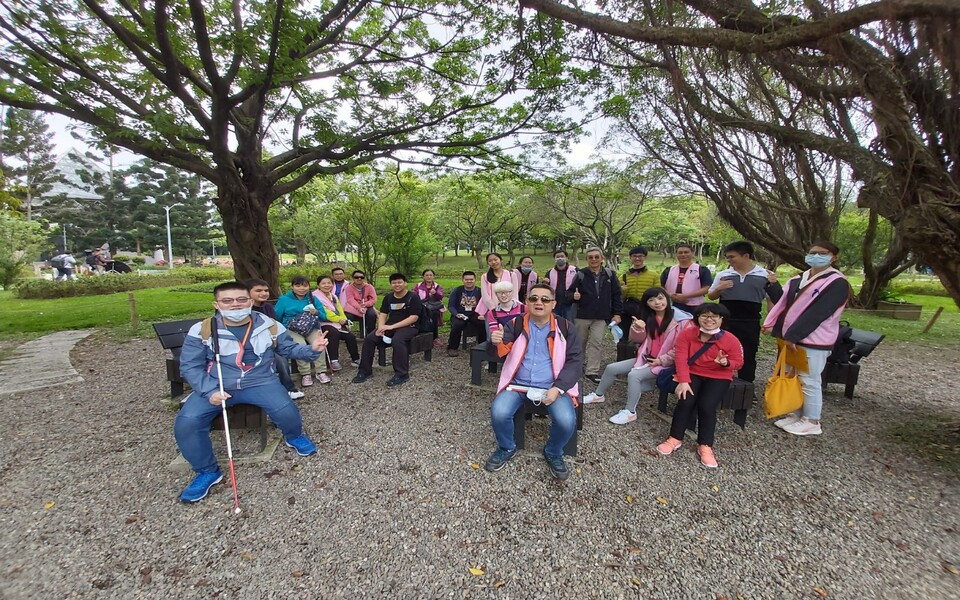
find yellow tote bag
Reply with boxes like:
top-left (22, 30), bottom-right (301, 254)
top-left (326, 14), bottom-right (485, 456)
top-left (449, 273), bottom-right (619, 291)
top-left (764, 350), bottom-right (804, 419)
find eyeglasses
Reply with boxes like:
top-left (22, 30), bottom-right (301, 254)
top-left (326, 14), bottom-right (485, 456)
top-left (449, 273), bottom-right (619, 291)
top-left (527, 295), bottom-right (555, 303)
top-left (353, 275), bottom-right (365, 280)
top-left (698, 314), bottom-right (722, 321)
top-left (217, 297), bottom-right (250, 305)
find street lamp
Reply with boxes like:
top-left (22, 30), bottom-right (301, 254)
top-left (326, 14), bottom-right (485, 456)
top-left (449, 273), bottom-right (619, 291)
top-left (163, 203), bottom-right (183, 268)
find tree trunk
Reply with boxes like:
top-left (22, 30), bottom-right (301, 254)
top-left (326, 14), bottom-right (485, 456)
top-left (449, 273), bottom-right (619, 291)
top-left (215, 186), bottom-right (282, 296)
top-left (898, 204), bottom-right (960, 308)
top-left (294, 240), bottom-right (307, 265)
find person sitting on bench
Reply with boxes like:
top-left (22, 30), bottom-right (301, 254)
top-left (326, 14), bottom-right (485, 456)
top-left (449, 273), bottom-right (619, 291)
top-left (175, 281), bottom-right (329, 503)
top-left (352, 273), bottom-right (422, 388)
top-left (484, 283), bottom-right (582, 481)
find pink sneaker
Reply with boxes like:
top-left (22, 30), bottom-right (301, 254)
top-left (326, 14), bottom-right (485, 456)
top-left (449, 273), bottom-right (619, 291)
top-left (656, 437), bottom-right (683, 456)
top-left (317, 373), bottom-right (332, 384)
top-left (301, 375), bottom-right (314, 387)
top-left (697, 445), bottom-right (718, 468)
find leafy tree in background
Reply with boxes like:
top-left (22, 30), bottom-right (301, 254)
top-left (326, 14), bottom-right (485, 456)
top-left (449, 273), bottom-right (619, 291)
top-left (0, 210), bottom-right (45, 288)
top-left (0, 1), bottom-right (577, 293)
top-left (0, 108), bottom-right (58, 221)
top-left (519, 0), bottom-right (960, 306)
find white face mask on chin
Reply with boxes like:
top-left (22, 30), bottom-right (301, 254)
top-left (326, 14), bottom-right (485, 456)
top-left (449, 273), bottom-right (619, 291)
top-left (700, 326), bottom-right (721, 335)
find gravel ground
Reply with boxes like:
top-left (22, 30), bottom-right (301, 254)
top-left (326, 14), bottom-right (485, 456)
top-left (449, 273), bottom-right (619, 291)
top-left (1, 333), bottom-right (958, 599)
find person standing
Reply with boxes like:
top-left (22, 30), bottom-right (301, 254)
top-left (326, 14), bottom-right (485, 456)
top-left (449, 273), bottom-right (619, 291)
top-left (547, 249), bottom-right (578, 321)
top-left (52, 253), bottom-right (78, 281)
top-left (484, 283), bottom-right (583, 480)
top-left (341, 270), bottom-right (378, 334)
top-left (762, 241), bottom-right (850, 437)
top-left (707, 241), bottom-right (782, 383)
top-left (352, 273), bottom-right (422, 387)
top-left (446, 271), bottom-right (485, 356)
top-left (660, 243), bottom-right (713, 315)
top-left (331, 267), bottom-right (347, 297)
top-left (513, 256), bottom-right (539, 304)
top-left (620, 246), bottom-right (660, 321)
top-left (478, 252), bottom-right (519, 319)
top-left (571, 246), bottom-right (623, 383)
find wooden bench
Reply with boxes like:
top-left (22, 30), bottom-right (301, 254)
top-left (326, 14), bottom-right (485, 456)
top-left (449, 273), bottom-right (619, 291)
top-left (657, 378), bottom-right (755, 429)
top-left (152, 318), bottom-right (270, 453)
top-left (470, 341), bottom-right (503, 385)
top-left (513, 398), bottom-right (584, 456)
top-left (821, 328), bottom-right (885, 399)
top-left (377, 331), bottom-right (434, 367)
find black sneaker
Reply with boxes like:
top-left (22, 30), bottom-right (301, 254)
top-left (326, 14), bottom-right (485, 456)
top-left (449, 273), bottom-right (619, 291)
top-left (386, 374), bottom-right (409, 387)
top-left (543, 452), bottom-right (570, 480)
top-left (484, 448), bottom-right (517, 472)
top-left (352, 371), bottom-right (372, 384)
top-left (585, 374), bottom-right (601, 384)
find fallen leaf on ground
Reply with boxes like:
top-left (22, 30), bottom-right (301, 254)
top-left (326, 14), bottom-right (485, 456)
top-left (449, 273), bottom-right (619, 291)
top-left (631, 577), bottom-right (642, 586)
top-left (480, 502), bottom-right (494, 512)
top-left (711, 485), bottom-right (719, 492)
top-left (813, 586), bottom-right (828, 597)
top-left (469, 567), bottom-right (485, 576)
top-left (291, 571), bottom-right (306, 577)
top-left (493, 580), bottom-right (505, 588)
top-left (470, 463), bottom-right (480, 469)
top-left (656, 497), bottom-right (669, 505)
top-left (941, 560), bottom-right (959, 575)
top-left (626, 496), bottom-right (633, 504)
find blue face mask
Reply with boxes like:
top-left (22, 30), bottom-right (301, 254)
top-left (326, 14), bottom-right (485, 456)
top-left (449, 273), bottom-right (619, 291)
top-left (221, 307), bottom-right (252, 321)
top-left (805, 254), bottom-right (833, 269)
top-left (520, 267), bottom-right (532, 274)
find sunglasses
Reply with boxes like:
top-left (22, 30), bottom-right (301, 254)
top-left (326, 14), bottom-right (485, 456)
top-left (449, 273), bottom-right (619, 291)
top-left (353, 275), bottom-right (365, 280)
top-left (527, 295), bottom-right (555, 303)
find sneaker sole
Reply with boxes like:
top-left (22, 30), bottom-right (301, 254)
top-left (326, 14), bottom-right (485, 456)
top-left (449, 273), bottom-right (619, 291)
top-left (583, 398), bottom-right (604, 404)
top-left (656, 445), bottom-right (682, 456)
top-left (285, 441), bottom-right (317, 456)
top-left (785, 428), bottom-right (822, 436)
top-left (180, 475), bottom-right (223, 503)
top-left (609, 417), bottom-right (636, 425)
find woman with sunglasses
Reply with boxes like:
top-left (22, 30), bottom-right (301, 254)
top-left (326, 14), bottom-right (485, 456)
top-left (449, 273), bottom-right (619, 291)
top-left (583, 287), bottom-right (693, 425)
top-left (656, 303), bottom-right (743, 468)
top-left (341, 270), bottom-right (378, 335)
top-left (762, 241), bottom-right (850, 436)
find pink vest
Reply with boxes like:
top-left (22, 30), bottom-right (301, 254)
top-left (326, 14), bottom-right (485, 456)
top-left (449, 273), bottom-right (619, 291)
top-left (630, 317), bottom-right (691, 373)
top-left (479, 270), bottom-right (519, 315)
top-left (513, 269), bottom-right (539, 297)
top-left (547, 267), bottom-right (577, 296)
top-left (763, 270), bottom-right (848, 347)
top-left (664, 264), bottom-right (707, 306)
top-left (496, 314), bottom-right (580, 402)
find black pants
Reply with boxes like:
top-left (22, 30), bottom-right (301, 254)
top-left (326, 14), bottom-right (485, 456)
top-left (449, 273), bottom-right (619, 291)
top-left (725, 318), bottom-right (760, 382)
top-left (321, 324), bottom-right (359, 363)
top-left (669, 375), bottom-right (731, 446)
top-left (621, 298), bottom-right (643, 323)
top-left (448, 314), bottom-right (486, 350)
top-left (358, 326), bottom-right (419, 376)
top-left (346, 311), bottom-right (378, 336)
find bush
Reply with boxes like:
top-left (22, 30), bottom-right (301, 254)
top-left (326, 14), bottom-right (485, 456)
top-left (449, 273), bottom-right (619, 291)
top-left (12, 267), bottom-right (235, 299)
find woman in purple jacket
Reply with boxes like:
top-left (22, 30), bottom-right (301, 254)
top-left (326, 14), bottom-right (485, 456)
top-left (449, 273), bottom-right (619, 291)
top-left (762, 241), bottom-right (850, 437)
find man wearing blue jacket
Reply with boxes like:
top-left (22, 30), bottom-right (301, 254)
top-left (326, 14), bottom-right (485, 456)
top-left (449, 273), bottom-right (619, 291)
top-left (175, 281), bottom-right (329, 503)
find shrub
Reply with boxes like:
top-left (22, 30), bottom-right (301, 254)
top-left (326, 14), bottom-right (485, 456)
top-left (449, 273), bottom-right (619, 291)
top-left (890, 281), bottom-right (951, 298)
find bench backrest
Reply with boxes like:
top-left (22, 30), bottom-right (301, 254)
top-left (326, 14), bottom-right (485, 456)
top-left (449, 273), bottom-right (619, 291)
top-left (152, 319), bottom-right (203, 358)
top-left (848, 328), bottom-right (885, 364)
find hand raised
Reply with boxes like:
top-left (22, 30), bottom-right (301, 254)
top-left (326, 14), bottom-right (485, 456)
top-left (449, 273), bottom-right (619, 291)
top-left (573, 289), bottom-right (581, 301)
top-left (631, 316), bottom-right (645, 331)
top-left (491, 328), bottom-right (504, 344)
top-left (311, 330), bottom-right (329, 351)
top-left (714, 350), bottom-right (729, 366)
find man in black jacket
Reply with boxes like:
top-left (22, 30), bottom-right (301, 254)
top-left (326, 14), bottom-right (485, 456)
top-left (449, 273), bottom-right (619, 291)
top-left (571, 247), bottom-right (623, 383)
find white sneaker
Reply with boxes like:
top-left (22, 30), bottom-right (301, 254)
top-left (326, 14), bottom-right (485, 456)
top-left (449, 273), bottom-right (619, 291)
top-left (774, 411), bottom-right (802, 429)
top-left (609, 410), bottom-right (637, 425)
top-left (783, 417), bottom-right (822, 436)
top-left (288, 390), bottom-right (305, 400)
top-left (583, 392), bottom-right (605, 404)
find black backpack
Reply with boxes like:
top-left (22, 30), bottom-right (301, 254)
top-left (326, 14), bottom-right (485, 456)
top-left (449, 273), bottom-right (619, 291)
top-left (414, 294), bottom-right (436, 333)
top-left (828, 321), bottom-right (856, 364)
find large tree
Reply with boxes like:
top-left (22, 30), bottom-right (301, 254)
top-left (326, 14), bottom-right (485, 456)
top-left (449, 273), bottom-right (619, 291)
top-left (0, 0), bottom-right (575, 291)
top-left (0, 107), bottom-right (58, 220)
top-left (520, 0), bottom-right (960, 306)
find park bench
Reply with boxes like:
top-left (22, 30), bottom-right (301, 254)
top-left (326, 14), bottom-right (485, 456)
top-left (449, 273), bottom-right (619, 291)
top-left (821, 328), bottom-right (885, 399)
top-left (377, 331), bottom-right (434, 367)
top-left (470, 341), bottom-right (502, 386)
top-left (152, 318), bottom-right (270, 453)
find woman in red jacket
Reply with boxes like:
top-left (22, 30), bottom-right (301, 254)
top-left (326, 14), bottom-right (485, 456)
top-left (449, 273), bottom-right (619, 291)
top-left (656, 303), bottom-right (744, 468)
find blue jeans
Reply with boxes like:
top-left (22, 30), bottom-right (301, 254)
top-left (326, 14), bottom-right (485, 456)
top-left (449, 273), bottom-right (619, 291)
top-left (275, 356), bottom-right (297, 392)
top-left (490, 389), bottom-right (577, 458)
top-left (789, 347), bottom-right (830, 421)
top-left (174, 381), bottom-right (304, 474)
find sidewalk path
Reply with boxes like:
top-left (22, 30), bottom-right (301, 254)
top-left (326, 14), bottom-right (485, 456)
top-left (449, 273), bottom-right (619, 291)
top-left (0, 329), bottom-right (95, 396)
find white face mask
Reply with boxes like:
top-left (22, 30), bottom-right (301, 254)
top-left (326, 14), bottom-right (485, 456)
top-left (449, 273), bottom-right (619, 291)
top-left (700, 326), bottom-right (721, 335)
top-left (221, 307), bottom-right (252, 321)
